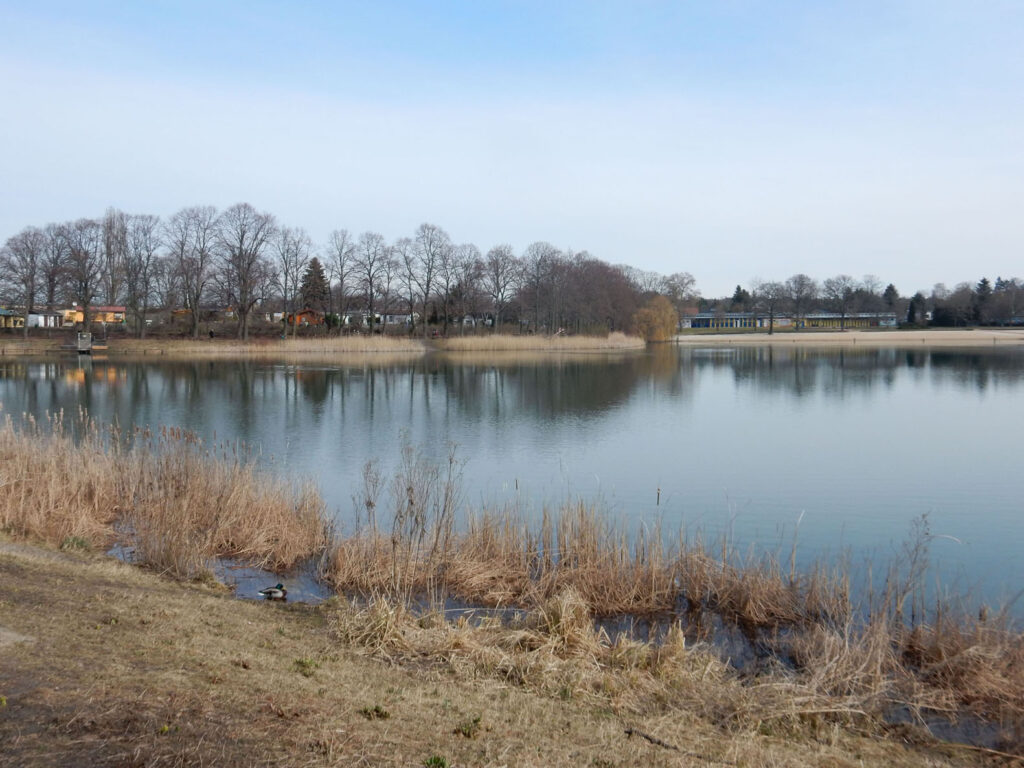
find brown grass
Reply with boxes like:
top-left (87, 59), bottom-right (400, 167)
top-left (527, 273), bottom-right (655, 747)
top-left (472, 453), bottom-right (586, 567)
top-left (438, 331), bottom-right (645, 352)
top-left (1, 418), bottom-right (1022, 753)
top-left (322, 455), bottom-right (1024, 745)
top-left (0, 412), bottom-right (330, 578)
top-left (109, 334), bottom-right (427, 358)
top-left (4, 542), bottom-right (986, 767)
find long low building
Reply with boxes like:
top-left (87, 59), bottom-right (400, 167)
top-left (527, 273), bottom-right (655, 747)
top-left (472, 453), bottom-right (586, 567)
top-left (683, 311), bottom-right (898, 330)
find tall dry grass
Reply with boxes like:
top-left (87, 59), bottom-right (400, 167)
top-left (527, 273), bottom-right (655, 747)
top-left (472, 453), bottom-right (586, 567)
top-left (0, 412), bottom-right (330, 578)
top-left (323, 452), bottom-right (1024, 743)
top-left (2, 416), bottom-right (1022, 745)
top-left (439, 331), bottom-right (644, 352)
top-left (110, 335), bottom-right (427, 357)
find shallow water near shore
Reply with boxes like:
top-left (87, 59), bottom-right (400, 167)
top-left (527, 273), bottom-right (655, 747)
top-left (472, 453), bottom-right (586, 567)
top-left (4, 342), bottom-right (1024, 614)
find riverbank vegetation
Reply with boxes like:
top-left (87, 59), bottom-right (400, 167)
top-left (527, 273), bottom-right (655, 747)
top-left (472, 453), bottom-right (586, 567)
top-left (0, 413), bottom-right (329, 576)
top-left (5, 543), bottom-right (993, 768)
top-left (4, 205), bottom-right (1022, 351)
top-left (109, 335), bottom-right (428, 357)
top-left (438, 331), bottom-right (643, 352)
top-left (0, 414), bottom-right (1021, 758)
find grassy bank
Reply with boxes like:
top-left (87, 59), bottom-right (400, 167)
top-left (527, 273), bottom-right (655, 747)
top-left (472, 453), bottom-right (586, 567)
top-left (0, 334), bottom-right (428, 360)
top-left (4, 542), bottom-right (994, 768)
top-left (0, 418), bottom-right (1021, 759)
top-left (110, 335), bottom-right (428, 358)
top-left (0, 332), bottom-right (646, 360)
top-left (439, 331), bottom-right (645, 352)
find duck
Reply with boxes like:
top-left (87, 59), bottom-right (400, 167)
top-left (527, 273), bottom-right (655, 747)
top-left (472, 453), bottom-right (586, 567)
top-left (258, 583), bottom-right (288, 601)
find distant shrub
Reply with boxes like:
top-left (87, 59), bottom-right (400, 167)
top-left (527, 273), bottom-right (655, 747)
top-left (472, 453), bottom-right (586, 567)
top-left (630, 296), bottom-right (678, 341)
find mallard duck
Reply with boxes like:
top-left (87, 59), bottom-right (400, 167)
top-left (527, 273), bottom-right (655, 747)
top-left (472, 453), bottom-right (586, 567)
top-left (258, 583), bottom-right (287, 601)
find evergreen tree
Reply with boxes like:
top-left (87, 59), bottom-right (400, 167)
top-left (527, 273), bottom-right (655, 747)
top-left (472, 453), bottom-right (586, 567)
top-left (907, 292), bottom-right (925, 325)
top-left (300, 257), bottom-right (330, 312)
top-left (731, 285), bottom-right (750, 308)
top-left (974, 277), bottom-right (992, 324)
top-left (882, 283), bottom-right (899, 309)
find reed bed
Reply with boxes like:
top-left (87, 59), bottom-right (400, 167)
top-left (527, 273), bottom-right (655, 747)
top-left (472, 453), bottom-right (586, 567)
top-left (327, 588), bottom-right (1023, 751)
top-left (439, 331), bottom-right (644, 352)
top-left (322, 452), bottom-right (1024, 745)
top-left (2, 418), bottom-right (1022, 748)
top-left (110, 335), bottom-right (427, 358)
top-left (0, 413), bottom-right (330, 577)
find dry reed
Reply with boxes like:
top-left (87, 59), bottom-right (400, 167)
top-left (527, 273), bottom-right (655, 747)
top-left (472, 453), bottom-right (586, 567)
top-left (322, 453), bottom-right (1024, 742)
top-left (0, 412), bottom-right (330, 578)
top-left (438, 331), bottom-right (644, 352)
top-left (110, 335), bottom-right (427, 357)
top-left (3, 416), bottom-right (1022, 746)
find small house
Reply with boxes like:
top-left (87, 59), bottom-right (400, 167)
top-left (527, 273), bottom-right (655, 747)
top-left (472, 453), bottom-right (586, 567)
top-left (0, 308), bottom-right (24, 329)
top-left (27, 311), bottom-right (63, 328)
top-left (287, 309), bottom-right (325, 326)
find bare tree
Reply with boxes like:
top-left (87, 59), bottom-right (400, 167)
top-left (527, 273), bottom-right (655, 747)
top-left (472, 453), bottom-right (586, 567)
top-left (378, 248), bottom-right (398, 329)
top-left (484, 244), bottom-right (517, 332)
top-left (661, 271), bottom-right (698, 331)
top-left (751, 279), bottom-right (788, 335)
top-left (217, 203), bottom-right (277, 339)
top-left (0, 226), bottom-right (46, 337)
top-left (123, 214), bottom-right (162, 338)
top-left (822, 274), bottom-right (857, 329)
top-left (64, 218), bottom-right (104, 327)
top-left (522, 241), bottom-right (558, 333)
top-left (151, 255), bottom-right (178, 315)
top-left (394, 236), bottom-right (424, 333)
top-left (618, 264), bottom-right (663, 295)
top-left (435, 236), bottom-right (460, 336)
top-left (275, 227), bottom-right (312, 338)
top-left (328, 229), bottom-right (356, 330)
top-left (165, 206), bottom-right (219, 338)
top-left (354, 231), bottom-right (387, 332)
top-left (414, 223), bottom-right (448, 337)
top-left (101, 208), bottom-right (128, 306)
top-left (786, 273), bottom-right (818, 327)
top-left (40, 223), bottom-right (68, 310)
top-left (452, 244), bottom-right (483, 334)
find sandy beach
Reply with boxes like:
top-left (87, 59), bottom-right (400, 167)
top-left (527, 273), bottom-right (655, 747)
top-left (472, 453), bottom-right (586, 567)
top-left (674, 328), bottom-right (1024, 347)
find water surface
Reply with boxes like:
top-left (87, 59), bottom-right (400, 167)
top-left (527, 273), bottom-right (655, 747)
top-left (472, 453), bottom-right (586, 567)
top-left (1, 344), bottom-right (1022, 611)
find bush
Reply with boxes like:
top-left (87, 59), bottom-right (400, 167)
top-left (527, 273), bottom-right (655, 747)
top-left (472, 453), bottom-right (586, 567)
top-left (630, 296), bottom-right (678, 341)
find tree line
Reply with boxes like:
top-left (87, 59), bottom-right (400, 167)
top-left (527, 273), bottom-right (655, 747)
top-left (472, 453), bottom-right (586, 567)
top-left (709, 274), bottom-right (1023, 332)
top-left (0, 204), bottom-right (699, 340)
top-left (2, 204), bottom-right (1020, 340)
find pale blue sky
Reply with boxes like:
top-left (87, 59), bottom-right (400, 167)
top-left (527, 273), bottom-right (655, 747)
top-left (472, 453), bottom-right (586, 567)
top-left (1, 1), bottom-right (1021, 296)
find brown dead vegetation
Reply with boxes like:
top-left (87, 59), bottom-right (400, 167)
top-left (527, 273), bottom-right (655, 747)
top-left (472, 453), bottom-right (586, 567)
top-left (1, 415), bottom-right (1022, 754)
top-left (4, 542), bottom-right (988, 768)
top-left (0, 412), bottom-right (330, 578)
top-left (438, 331), bottom-right (644, 352)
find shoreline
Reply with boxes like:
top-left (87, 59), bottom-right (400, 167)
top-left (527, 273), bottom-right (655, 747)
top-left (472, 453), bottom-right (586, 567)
top-left (2, 417), bottom-right (1022, 759)
top-left (2, 539), bottom-right (992, 768)
top-left (0, 332), bottom-right (647, 360)
top-left (674, 328), bottom-right (1024, 347)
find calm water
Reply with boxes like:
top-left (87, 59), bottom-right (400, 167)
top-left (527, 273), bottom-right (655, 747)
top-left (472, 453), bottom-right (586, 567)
top-left (2, 344), bottom-right (1022, 611)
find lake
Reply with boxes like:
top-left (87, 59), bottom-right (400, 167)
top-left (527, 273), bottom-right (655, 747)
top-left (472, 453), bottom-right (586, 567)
top-left (1, 343), bottom-right (1022, 612)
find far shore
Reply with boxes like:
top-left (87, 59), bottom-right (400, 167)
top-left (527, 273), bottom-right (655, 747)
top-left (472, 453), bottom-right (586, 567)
top-left (0, 331), bottom-right (645, 359)
top-left (674, 328), bottom-right (1024, 347)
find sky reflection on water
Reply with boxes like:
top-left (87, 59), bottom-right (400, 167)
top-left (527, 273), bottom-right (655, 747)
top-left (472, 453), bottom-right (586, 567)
top-left (1, 344), bottom-right (1022, 611)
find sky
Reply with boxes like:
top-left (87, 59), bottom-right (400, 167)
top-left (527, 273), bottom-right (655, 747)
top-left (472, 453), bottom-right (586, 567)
top-left (1, 1), bottom-right (1022, 297)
